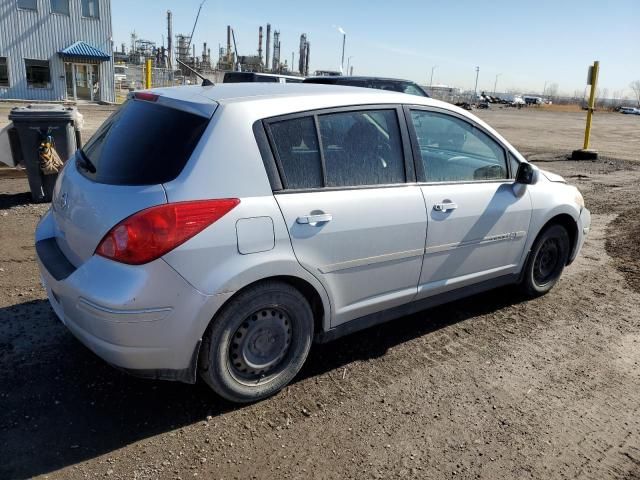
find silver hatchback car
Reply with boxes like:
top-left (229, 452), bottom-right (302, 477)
top-left (36, 84), bottom-right (590, 402)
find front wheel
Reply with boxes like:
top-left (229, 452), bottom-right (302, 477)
top-left (199, 281), bottom-right (314, 403)
top-left (520, 224), bottom-right (571, 297)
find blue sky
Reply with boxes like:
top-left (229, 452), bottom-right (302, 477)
top-left (112, 0), bottom-right (639, 96)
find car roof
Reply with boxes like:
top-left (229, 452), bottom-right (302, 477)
top-left (152, 82), bottom-right (433, 106)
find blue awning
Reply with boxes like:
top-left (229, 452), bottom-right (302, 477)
top-left (58, 41), bottom-right (110, 62)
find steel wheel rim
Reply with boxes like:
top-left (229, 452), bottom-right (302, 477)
top-left (533, 238), bottom-right (560, 285)
top-left (228, 307), bottom-right (292, 383)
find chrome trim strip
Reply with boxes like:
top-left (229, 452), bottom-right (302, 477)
top-left (319, 248), bottom-right (424, 274)
top-left (425, 231), bottom-right (526, 255)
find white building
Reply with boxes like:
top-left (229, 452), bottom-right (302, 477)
top-left (0, 0), bottom-right (115, 102)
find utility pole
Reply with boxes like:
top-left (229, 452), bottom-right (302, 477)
top-left (430, 65), bottom-right (437, 88)
top-left (493, 73), bottom-right (501, 95)
top-left (340, 29), bottom-right (346, 73)
top-left (473, 66), bottom-right (480, 102)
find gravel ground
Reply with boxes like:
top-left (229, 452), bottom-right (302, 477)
top-left (1, 105), bottom-right (639, 480)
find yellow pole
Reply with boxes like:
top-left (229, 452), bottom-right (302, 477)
top-left (145, 59), bottom-right (152, 89)
top-left (583, 60), bottom-right (599, 150)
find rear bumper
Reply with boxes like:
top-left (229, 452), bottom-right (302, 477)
top-left (569, 207), bottom-right (591, 263)
top-left (36, 219), bottom-right (233, 380)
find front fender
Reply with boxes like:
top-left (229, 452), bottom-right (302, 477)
top-left (520, 182), bottom-right (582, 268)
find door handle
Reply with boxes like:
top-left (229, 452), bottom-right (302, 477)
top-left (433, 202), bottom-right (458, 212)
top-left (296, 213), bottom-right (333, 225)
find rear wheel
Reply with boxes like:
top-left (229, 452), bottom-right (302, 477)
top-left (520, 224), bottom-right (571, 297)
top-left (199, 281), bottom-right (313, 403)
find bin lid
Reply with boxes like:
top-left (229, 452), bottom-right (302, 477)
top-left (8, 104), bottom-right (78, 122)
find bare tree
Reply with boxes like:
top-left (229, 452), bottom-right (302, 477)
top-left (631, 81), bottom-right (640, 107)
top-left (612, 89), bottom-right (624, 103)
top-left (599, 88), bottom-right (609, 108)
top-left (546, 83), bottom-right (559, 100)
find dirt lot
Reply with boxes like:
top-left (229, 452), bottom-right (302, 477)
top-left (1, 104), bottom-right (639, 480)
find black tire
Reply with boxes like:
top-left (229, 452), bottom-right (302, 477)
top-left (520, 224), bottom-right (571, 297)
top-left (199, 281), bottom-right (314, 403)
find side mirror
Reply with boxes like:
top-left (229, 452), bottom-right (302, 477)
top-left (515, 162), bottom-right (538, 185)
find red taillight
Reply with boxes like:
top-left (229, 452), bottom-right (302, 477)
top-left (96, 199), bottom-right (240, 265)
top-left (134, 92), bottom-right (159, 102)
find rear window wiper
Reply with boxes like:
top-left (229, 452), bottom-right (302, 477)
top-left (76, 149), bottom-right (96, 173)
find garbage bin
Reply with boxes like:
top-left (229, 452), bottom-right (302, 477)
top-left (8, 104), bottom-right (81, 203)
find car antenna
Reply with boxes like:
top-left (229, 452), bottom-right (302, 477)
top-left (181, 0), bottom-right (213, 86)
top-left (176, 58), bottom-right (214, 86)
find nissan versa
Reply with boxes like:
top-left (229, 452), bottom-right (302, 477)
top-left (35, 83), bottom-right (590, 403)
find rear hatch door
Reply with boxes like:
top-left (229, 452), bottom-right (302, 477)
top-left (51, 92), bottom-right (216, 266)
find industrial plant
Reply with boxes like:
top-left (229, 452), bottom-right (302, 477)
top-left (112, 9), bottom-right (312, 83)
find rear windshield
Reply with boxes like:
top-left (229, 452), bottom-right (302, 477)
top-left (78, 99), bottom-right (209, 185)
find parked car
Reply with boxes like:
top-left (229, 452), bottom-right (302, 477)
top-left (36, 84), bottom-right (590, 403)
top-left (523, 96), bottom-right (543, 105)
top-left (620, 107), bottom-right (640, 115)
top-left (223, 71), bottom-right (303, 83)
top-left (304, 76), bottom-right (430, 97)
top-left (114, 65), bottom-right (129, 88)
top-left (512, 95), bottom-right (526, 106)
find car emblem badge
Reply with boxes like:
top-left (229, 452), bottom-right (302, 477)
top-left (59, 192), bottom-right (68, 210)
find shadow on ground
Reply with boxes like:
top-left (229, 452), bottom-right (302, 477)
top-left (0, 288), bottom-right (527, 479)
top-left (0, 192), bottom-right (33, 209)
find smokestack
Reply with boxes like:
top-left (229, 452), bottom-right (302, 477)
top-left (305, 41), bottom-right (310, 76)
top-left (167, 10), bottom-right (173, 70)
top-left (298, 34), bottom-right (306, 75)
top-left (272, 30), bottom-right (280, 72)
top-left (265, 24), bottom-right (271, 72)
top-left (227, 25), bottom-right (232, 61)
top-left (258, 26), bottom-right (263, 64)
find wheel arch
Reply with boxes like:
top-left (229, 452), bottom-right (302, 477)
top-left (205, 274), bottom-right (329, 339)
top-left (536, 213), bottom-right (579, 265)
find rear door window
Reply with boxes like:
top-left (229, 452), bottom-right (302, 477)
top-left (266, 108), bottom-right (406, 189)
top-left (268, 116), bottom-right (323, 189)
top-left (79, 99), bottom-right (209, 185)
top-left (318, 110), bottom-right (405, 187)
